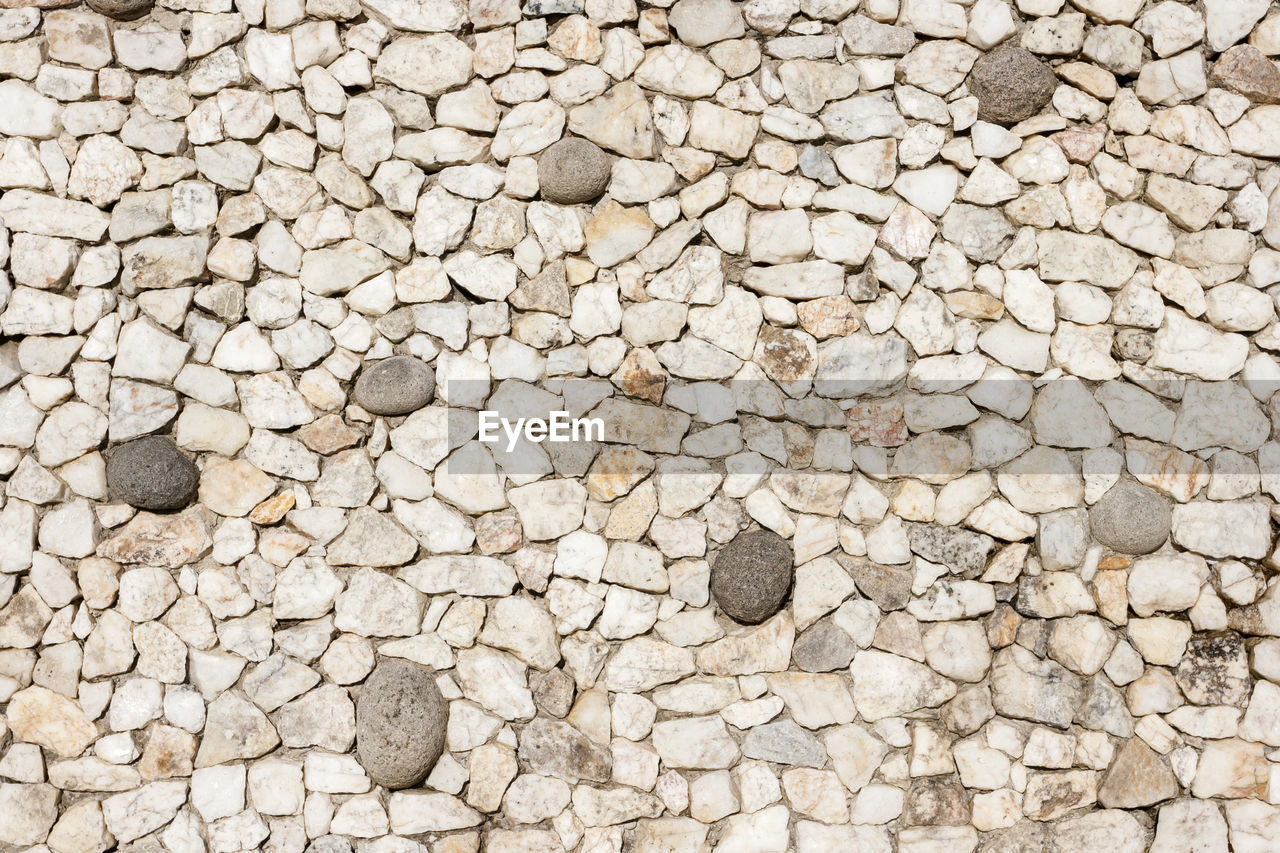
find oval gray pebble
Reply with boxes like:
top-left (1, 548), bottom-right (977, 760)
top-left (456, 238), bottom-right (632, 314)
top-left (538, 138), bottom-right (611, 205)
top-left (353, 356), bottom-right (435, 416)
top-left (355, 658), bottom-right (448, 789)
top-left (86, 0), bottom-right (155, 18)
top-left (1089, 480), bottom-right (1171, 555)
top-left (106, 436), bottom-right (199, 512)
top-left (967, 46), bottom-right (1058, 125)
top-left (711, 528), bottom-right (794, 624)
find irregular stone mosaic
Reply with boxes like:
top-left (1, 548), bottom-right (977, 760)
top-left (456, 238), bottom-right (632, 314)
top-left (1, 0), bottom-right (1280, 851)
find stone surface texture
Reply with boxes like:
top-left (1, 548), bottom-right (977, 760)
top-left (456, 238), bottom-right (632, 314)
top-left (0, 1), bottom-right (1278, 852)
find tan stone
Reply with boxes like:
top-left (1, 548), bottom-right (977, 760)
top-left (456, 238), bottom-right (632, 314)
top-left (1097, 739), bottom-right (1177, 808)
top-left (97, 507), bottom-right (212, 567)
top-left (796, 295), bottom-right (861, 338)
top-left (8, 686), bottom-right (98, 758)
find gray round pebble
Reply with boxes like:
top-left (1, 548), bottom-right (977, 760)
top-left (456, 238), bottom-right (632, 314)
top-left (355, 658), bottom-right (448, 789)
top-left (711, 529), bottom-right (794, 624)
top-left (1089, 480), bottom-right (1171, 555)
top-left (86, 0), bottom-right (154, 18)
top-left (353, 356), bottom-right (435, 416)
top-left (967, 46), bottom-right (1058, 125)
top-left (106, 436), bottom-right (199, 512)
top-left (538, 138), bottom-right (611, 204)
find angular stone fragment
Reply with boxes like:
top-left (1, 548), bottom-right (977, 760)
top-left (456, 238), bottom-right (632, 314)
top-left (97, 508), bottom-right (211, 568)
top-left (850, 650), bottom-right (957, 721)
top-left (990, 645), bottom-right (1083, 729)
top-left (362, 0), bottom-right (466, 31)
top-left (652, 716), bottom-right (739, 769)
top-left (1171, 501), bottom-right (1270, 559)
top-left (792, 619), bottom-right (858, 672)
top-left (0, 783), bottom-right (58, 847)
top-left (1212, 44), bottom-right (1280, 103)
top-left (334, 567), bottom-right (424, 637)
top-left (1097, 739), bottom-right (1178, 808)
top-left (518, 718), bottom-right (611, 783)
top-left (356, 659), bottom-right (448, 789)
top-left (195, 692), bottom-right (279, 767)
top-left (0, 190), bottom-right (110, 241)
top-left (668, 0), bottom-right (744, 46)
top-left (710, 528), bottom-right (793, 623)
top-left (7, 686), bottom-right (98, 758)
top-left (846, 559), bottom-right (912, 611)
top-left (121, 236), bottom-right (209, 292)
top-left (568, 83), bottom-right (655, 159)
top-left (327, 508), bottom-right (419, 567)
top-left (907, 524), bottom-right (993, 575)
top-left (374, 35), bottom-right (473, 97)
top-left (1175, 632), bottom-right (1250, 706)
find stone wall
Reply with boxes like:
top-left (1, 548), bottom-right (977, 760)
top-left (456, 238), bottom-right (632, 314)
top-left (1, 0), bottom-right (1280, 850)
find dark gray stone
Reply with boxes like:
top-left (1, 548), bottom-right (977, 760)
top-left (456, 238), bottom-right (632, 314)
top-left (792, 618), bottom-right (858, 672)
top-left (352, 356), bottom-right (434, 416)
top-left (518, 718), bottom-right (611, 783)
top-left (1088, 480), bottom-right (1171, 555)
top-left (710, 529), bottom-right (793, 624)
top-left (355, 658), bottom-right (447, 789)
top-left (86, 0), bottom-right (154, 18)
top-left (967, 46), bottom-right (1058, 125)
top-left (538, 138), bottom-right (611, 205)
top-left (106, 436), bottom-right (199, 511)
top-left (740, 720), bottom-right (826, 768)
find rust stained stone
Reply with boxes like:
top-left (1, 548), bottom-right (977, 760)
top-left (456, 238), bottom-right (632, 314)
top-left (1212, 45), bottom-right (1280, 103)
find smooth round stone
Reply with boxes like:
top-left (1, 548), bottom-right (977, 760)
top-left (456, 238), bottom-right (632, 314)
top-left (1089, 480), bottom-right (1171, 555)
top-left (711, 529), bottom-right (794, 624)
top-left (106, 436), bottom-right (199, 511)
top-left (352, 356), bottom-right (434, 416)
top-left (86, 0), bottom-right (154, 18)
top-left (355, 659), bottom-right (448, 789)
top-left (538, 138), bottom-right (611, 205)
top-left (967, 46), bottom-right (1058, 125)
